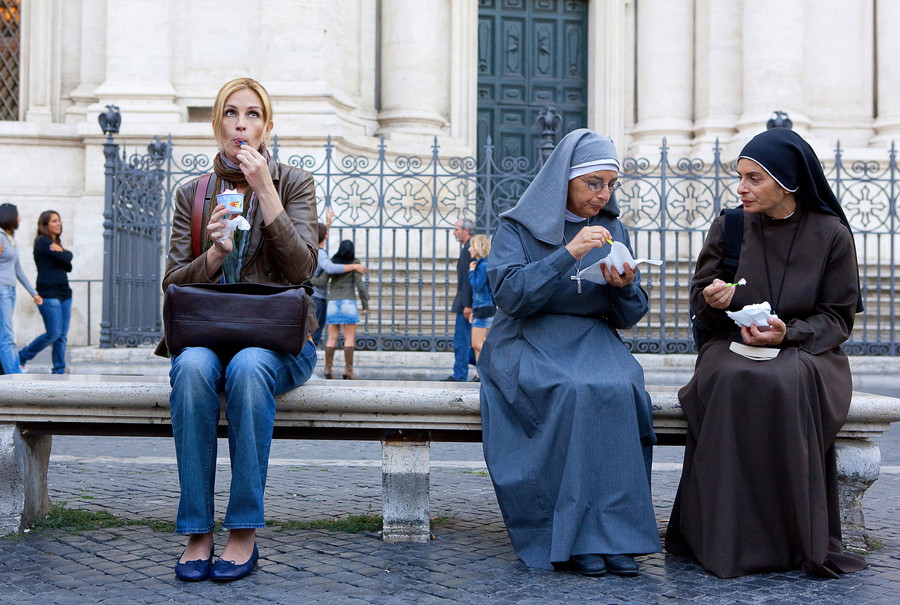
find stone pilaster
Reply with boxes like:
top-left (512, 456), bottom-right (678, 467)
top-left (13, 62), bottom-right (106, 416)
top-left (691, 0), bottom-right (741, 156)
top-left (872, 0), bottom-right (900, 146)
top-left (91, 0), bottom-right (180, 123)
top-left (802, 1), bottom-right (873, 148)
top-left (20, 0), bottom-right (60, 122)
top-left (734, 0), bottom-right (808, 143)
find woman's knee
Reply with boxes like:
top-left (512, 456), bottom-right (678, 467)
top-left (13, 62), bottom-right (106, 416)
top-left (171, 347), bottom-right (222, 383)
top-left (226, 348), bottom-right (278, 388)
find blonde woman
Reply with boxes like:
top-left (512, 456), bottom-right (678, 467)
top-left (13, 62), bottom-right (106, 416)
top-left (468, 234), bottom-right (494, 381)
top-left (159, 78), bottom-right (318, 582)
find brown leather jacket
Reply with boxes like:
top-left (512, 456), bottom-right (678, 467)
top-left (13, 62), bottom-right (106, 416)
top-left (155, 157), bottom-right (319, 357)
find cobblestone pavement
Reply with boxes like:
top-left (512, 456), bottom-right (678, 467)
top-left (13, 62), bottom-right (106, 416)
top-left (0, 432), bottom-right (898, 605)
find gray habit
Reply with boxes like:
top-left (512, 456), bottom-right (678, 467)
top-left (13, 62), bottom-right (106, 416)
top-left (478, 129), bottom-right (660, 570)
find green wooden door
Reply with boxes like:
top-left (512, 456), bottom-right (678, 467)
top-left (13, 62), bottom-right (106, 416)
top-left (477, 0), bottom-right (589, 167)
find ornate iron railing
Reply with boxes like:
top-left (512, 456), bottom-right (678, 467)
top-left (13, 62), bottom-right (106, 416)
top-left (99, 124), bottom-right (898, 354)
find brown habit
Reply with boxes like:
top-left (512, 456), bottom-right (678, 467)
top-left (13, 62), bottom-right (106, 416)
top-left (665, 208), bottom-right (868, 578)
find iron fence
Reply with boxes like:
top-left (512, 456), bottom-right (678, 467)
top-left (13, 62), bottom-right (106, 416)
top-left (99, 126), bottom-right (899, 354)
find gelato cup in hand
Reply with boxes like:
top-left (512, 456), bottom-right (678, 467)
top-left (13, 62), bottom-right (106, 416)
top-left (217, 188), bottom-right (244, 215)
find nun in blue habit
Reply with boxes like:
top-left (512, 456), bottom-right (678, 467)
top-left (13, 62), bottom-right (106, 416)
top-left (479, 129), bottom-right (660, 577)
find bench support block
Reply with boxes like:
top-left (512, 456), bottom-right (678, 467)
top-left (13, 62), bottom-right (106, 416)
top-left (381, 438), bottom-right (430, 543)
top-left (0, 424), bottom-right (51, 534)
top-left (835, 437), bottom-right (880, 551)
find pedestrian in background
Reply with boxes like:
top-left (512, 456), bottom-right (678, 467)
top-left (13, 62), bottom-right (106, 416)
top-left (0, 203), bottom-right (43, 375)
top-left (467, 233), bottom-right (494, 382)
top-left (310, 208), bottom-right (367, 347)
top-left (316, 239), bottom-right (369, 379)
top-left (443, 218), bottom-right (473, 381)
top-left (19, 211), bottom-right (73, 374)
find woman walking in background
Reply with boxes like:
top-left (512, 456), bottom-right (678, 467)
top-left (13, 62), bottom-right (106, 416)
top-left (19, 211), bottom-right (73, 374)
top-left (0, 203), bottom-right (43, 375)
top-left (315, 239), bottom-right (369, 379)
top-left (468, 234), bottom-right (494, 382)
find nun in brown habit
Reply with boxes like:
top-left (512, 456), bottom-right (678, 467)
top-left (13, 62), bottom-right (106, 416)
top-left (665, 128), bottom-right (867, 578)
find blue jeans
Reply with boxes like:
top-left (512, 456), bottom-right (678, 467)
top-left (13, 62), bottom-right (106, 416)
top-left (0, 285), bottom-right (21, 374)
top-left (168, 341), bottom-right (317, 533)
top-left (452, 312), bottom-right (471, 381)
top-left (19, 297), bottom-right (72, 373)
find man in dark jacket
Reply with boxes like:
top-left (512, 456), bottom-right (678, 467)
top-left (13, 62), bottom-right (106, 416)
top-left (444, 218), bottom-right (474, 381)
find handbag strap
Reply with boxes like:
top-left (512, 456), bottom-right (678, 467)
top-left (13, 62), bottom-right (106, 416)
top-left (191, 174), bottom-right (213, 258)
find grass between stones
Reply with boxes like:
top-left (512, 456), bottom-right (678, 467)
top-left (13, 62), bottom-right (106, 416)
top-left (3, 504), bottom-right (448, 539)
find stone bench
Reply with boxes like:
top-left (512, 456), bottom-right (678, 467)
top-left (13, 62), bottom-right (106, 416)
top-left (1, 375), bottom-right (897, 550)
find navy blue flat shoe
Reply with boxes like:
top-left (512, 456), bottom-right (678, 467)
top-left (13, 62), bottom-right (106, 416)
top-left (174, 552), bottom-right (213, 582)
top-left (209, 544), bottom-right (259, 582)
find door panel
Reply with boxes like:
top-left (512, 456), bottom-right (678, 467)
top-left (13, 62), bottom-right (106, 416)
top-left (477, 0), bottom-right (588, 168)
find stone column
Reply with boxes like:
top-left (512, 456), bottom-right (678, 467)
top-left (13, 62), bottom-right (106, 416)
top-left (873, 0), bottom-right (900, 146)
top-left (802, 1), bottom-right (873, 148)
top-left (378, 0), bottom-right (450, 138)
top-left (588, 0), bottom-right (628, 150)
top-left (734, 0), bottom-right (808, 143)
top-left (691, 0), bottom-right (741, 156)
top-left (92, 0), bottom-right (180, 123)
top-left (630, 0), bottom-right (694, 157)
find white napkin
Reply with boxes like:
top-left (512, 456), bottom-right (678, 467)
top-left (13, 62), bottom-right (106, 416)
top-left (726, 301), bottom-right (777, 329)
top-left (577, 241), bottom-right (664, 285)
top-left (218, 215), bottom-right (251, 242)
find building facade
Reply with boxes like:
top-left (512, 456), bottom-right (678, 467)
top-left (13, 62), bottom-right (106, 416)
top-left (0, 0), bottom-right (896, 346)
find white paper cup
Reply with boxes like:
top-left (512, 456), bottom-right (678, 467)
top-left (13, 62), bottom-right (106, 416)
top-left (217, 192), bottom-right (244, 215)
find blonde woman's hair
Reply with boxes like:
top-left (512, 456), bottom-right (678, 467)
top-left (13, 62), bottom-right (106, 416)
top-left (469, 234), bottom-right (491, 259)
top-left (211, 78), bottom-right (274, 151)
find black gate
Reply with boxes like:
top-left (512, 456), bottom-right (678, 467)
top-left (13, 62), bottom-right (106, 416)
top-left (96, 107), bottom-right (899, 355)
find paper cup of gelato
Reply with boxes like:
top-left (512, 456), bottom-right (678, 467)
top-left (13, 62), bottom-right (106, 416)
top-left (217, 189), bottom-right (244, 215)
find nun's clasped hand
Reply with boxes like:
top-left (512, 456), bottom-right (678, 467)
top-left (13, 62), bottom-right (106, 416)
top-left (565, 225), bottom-right (613, 260)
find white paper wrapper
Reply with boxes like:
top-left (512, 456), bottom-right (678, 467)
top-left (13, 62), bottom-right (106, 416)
top-left (726, 301), bottom-right (777, 329)
top-left (577, 241), bottom-right (664, 285)
top-left (219, 215), bottom-right (251, 241)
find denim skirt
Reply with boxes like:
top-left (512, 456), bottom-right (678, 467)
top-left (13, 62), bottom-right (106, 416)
top-left (326, 299), bottom-right (359, 324)
top-left (472, 315), bottom-right (494, 329)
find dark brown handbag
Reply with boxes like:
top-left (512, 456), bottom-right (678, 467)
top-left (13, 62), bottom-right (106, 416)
top-left (163, 282), bottom-right (310, 356)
